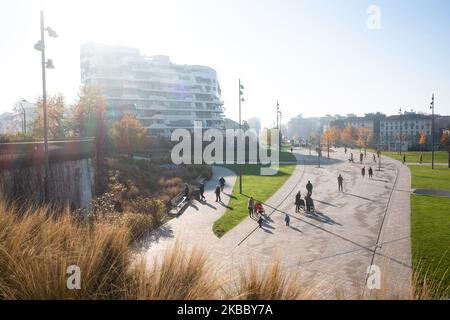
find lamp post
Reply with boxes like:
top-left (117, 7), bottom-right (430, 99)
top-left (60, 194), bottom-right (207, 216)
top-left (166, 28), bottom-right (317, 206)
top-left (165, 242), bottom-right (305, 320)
top-left (430, 93), bottom-right (435, 170)
top-left (398, 107), bottom-right (402, 155)
top-left (318, 128), bottom-right (321, 168)
top-left (276, 101), bottom-right (282, 154)
top-left (34, 10), bottom-right (58, 201)
top-left (239, 79), bottom-right (244, 194)
top-left (18, 98), bottom-right (27, 134)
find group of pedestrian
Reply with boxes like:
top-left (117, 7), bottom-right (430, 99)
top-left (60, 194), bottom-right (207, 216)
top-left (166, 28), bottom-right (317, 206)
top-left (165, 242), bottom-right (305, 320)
top-left (360, 166), bottom-right (373, 179)
top-left (214, 176), bottom-right (226, 202)
top-left (197, 176), bottom-right (227, 203)
top-left (292, 180), bottom-right (315, 217)
top-left (248, 196), bottom-right (265, 228)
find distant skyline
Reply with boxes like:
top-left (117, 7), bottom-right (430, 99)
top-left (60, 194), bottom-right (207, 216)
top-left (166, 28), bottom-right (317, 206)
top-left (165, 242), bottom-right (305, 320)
top-left (0, 0), bottom-right (449, 128)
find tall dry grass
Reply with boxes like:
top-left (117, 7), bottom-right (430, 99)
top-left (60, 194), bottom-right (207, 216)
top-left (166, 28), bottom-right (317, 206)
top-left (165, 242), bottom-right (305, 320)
top-left (0, 200), bottom-right (448, 300)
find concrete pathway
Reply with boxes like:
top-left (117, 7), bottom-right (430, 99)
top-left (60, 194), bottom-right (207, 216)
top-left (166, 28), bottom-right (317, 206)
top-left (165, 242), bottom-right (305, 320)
top-left (143, 148), bottom-right (412, 299)
top-left (212, 148), bottom-right (412, 299)
top-left (143, 166), bottom-right (237, 261)
top-left (406, 162), bottom-right (448, 166)
top-left (413, 189), bottom-right (450, 197)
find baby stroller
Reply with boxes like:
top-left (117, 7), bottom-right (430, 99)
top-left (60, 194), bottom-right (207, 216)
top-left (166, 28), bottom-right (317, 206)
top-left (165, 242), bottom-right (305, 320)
top-left (255, 202), bottom-right (265, 215)
top-left (305, 196), bottom-right (315, 213)
top-left (298, 199), bottom-right (306, 211)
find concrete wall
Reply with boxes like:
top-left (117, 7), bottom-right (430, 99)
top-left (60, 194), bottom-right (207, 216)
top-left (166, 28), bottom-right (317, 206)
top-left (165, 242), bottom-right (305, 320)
top-left (0, 158), bottom-right (95, 208)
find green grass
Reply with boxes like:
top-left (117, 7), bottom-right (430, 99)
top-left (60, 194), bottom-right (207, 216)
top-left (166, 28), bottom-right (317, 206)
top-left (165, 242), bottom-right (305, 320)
top-left (213, 163), bottom-right (296, 237)
top-left (409, 166), bottom-right (450, 190)
top-left (382, 151), bottom-right (448, 164)
top-left (411, 195), bottom-right (450, 293)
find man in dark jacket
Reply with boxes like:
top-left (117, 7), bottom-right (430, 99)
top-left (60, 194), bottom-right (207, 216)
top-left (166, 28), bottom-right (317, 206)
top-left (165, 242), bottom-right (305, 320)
top-left (215, 185), bottom-right (221, 202)
top-left (306, 181), bottom-right (313, 195)
top-left (337, 174), bottom-right (344, 192)
top-left (199, 183), bottom-right (205, 201)
top-left (219, 177), bottom-right (226, 192)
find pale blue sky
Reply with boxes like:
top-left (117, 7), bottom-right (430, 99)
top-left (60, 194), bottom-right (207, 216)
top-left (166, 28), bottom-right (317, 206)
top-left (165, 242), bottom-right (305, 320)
top-left (0, 0), bottom-right (449, 127)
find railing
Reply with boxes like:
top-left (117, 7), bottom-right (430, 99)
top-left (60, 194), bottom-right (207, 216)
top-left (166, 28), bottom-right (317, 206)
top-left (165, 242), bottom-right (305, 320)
top-left (0, 138), bottom-right (95, 170)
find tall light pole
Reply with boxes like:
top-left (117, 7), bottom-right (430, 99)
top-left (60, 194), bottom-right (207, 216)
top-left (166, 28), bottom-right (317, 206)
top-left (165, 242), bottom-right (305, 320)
top-left (276, 101), bottom-right (282, 153)
top-left (318, 128), bottom-right (321, 168)
top-left (398, 107), bottom-right (402, 155)
top-left (18, 98), bottom-right (28, 134)
top-left (34, 10), bottom-right (58, 201)
top-left (430, 93), bottom-right (435, 170)
top-left (239, 79), bottom-right (244, 194)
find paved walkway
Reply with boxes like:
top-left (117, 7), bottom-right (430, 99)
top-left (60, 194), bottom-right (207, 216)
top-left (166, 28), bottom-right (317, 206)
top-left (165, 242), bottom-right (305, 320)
top-left (406, 162), bottom-right (447, 166)
top-left (143, 148), bottom-right (412, 299)
top-left (413, 188), bottom-right (450, 197)
top-left (143, 166), bottom-right (237, 261)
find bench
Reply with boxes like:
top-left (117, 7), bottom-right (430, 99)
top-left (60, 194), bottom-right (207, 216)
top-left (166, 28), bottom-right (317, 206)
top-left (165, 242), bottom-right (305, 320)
top-left (168, 192), bottom-right (190, 215)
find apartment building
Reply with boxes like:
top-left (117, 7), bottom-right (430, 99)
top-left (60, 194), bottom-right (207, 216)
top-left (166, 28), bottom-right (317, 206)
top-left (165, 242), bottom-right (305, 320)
top-left (380, 112), bottom-right (432, 151)
top-left (80, 42), bottom-right (225, 137)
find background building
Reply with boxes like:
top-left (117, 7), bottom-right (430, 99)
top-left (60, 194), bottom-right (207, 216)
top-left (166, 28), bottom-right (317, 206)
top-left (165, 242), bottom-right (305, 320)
top-left (380, 112), bottom-right (432, 151)
top-left (80, 42), bottom-right (225, 137)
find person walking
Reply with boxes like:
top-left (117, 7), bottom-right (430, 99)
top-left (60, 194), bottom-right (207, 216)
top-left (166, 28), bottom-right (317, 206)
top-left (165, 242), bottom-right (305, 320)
top-left (368, 167), bottom-right (373, 179)
top-left (248, 197), bottom-right (255, 218)
top-left (345, 146), bottom-right (347, 154)
top-left (361, 166), bottom-right (366, 178)
top-left (215, 185), bottom-right (221, 202)
top-left (403, 155), bottom-right (406, 164)
top-left (337, 174), bottom-right (344, 192)
top-left (184, 184), bottom-right (190, 199)
top-left (306, 181), bottom-right (313, 196)
top-left (419, 153), bottom-right (423, 164)
top-left (285, 213), bottom-right (290, 227)
top-left (295, 191), bottom-right (302, 213)
top-left (219, 177), bottom-right (226, 192)
top-left (291, 147), bottom-right (293, 153)
top-left (360, 152), bottom-right (364, 164)
top-left (199, 182), bottom-right (205, 201)
top-left (373, 153), bottom-right (376, 162)
top-left (350, 153), bottom-right (354, 163)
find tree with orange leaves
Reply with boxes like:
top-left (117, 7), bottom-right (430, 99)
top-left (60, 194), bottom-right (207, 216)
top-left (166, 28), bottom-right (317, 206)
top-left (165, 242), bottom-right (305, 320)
top-left (440, 130), bottom-right (450, 168)
top-left (357, 127), bottom-right (372, 156)
top-left (110, 114), bottom-right (148, 157)
top-left (341, 125), bottom-right (358, 148)
top-left (323, 127), bottom-right (339, 158)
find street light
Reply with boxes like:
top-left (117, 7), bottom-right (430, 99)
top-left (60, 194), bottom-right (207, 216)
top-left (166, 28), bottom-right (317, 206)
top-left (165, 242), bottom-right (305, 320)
top-left (34, 10), bottom-right (58, 201)
top-left (398, 107), bottom-right (402, 155)
top-left (18, 98), bottom-right (28, 134)
top-left (239, 79), bottom-right (244, 194)
top-left (276, 101), bottom-right (282, 153)
top-left (430, 93), bottom-right (435, 170)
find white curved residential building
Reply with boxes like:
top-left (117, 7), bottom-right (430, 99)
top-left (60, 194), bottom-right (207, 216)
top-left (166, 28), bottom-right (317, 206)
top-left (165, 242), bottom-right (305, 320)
top-left (80, 42), bottom-right (224, 137)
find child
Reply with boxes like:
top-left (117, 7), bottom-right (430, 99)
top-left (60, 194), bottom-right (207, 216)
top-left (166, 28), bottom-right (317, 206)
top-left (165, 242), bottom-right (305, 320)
top-left (285, 214), bottom-right (290, 227)
top-left (258, 216), bottom-right (264, 228)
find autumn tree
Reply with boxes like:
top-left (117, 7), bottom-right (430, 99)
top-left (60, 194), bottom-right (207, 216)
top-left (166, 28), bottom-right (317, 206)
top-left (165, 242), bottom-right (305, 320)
top-left (323, 127), bottom-right (339, 159)
top-left (31, 93), bottom-right (67, 138)
top-left (110, 114), bottom-right (148, 157)
top-left (341, 125), bottom-right (358, 147)
top-left (69, 86), bottom-right (108, 194)
top-left (357, 127), bottom-right (372, 156)
top-left (440, 131), bottom-right (450, 168)
top-left (418, 131), bottom-right (427, 161)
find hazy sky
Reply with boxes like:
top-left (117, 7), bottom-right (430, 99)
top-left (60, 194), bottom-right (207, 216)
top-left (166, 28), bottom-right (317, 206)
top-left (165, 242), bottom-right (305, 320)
top-left (0, 0), bottom-right (449, 127)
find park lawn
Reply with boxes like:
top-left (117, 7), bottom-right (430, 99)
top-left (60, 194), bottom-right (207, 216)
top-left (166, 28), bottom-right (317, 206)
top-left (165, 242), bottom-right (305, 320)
top-left (213, 163), bottom-right (296, 237)
top-left (409, 166), bottom-right (450, 190)
top-left (382, 150), bottom-right (448, 164)
top-left (411, 195), bottom-right (450, 293)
